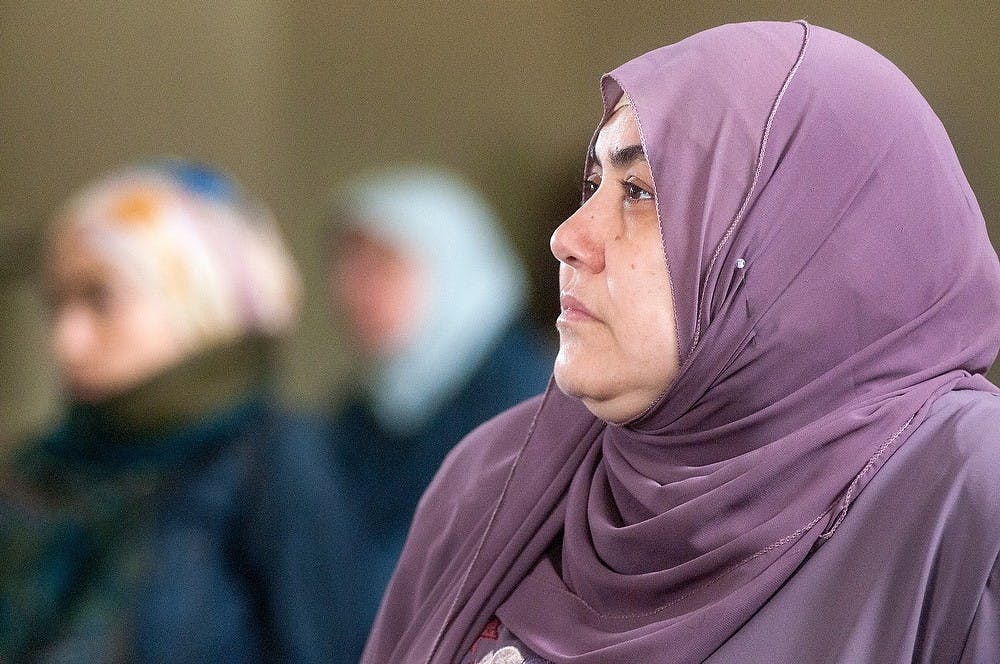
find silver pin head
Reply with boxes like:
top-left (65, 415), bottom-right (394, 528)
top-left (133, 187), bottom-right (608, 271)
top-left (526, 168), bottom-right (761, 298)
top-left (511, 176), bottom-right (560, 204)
top-left (735, 258), bottom-right (746, 269)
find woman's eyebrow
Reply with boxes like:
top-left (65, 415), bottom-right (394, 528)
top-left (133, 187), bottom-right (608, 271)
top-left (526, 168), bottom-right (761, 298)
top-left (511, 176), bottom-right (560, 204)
top-left (588, 143), bottom-right (647, 170)
top-left (588, 143), bottom-right (647, 169)
top-left (609, 144), bottom-right (646, 168)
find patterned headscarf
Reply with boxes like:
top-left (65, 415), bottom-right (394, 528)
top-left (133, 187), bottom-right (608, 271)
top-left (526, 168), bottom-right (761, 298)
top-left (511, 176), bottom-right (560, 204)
top-left (53, 159), bottom-right (301, 352)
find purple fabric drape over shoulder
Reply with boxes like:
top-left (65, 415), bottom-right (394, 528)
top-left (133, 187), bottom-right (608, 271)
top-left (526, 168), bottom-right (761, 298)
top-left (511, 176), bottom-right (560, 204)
top-left (362, 21), bottom-right (1000, 664)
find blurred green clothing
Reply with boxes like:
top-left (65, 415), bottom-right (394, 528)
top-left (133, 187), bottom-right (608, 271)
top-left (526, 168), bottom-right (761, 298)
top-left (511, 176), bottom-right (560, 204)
top-left (0, 339), bottom-right (366, 662)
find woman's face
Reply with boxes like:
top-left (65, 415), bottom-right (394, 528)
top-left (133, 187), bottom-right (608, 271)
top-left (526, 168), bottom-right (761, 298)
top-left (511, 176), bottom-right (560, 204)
top-left (329, 228), bottom-right (428, 358)
top-left (48, 228), bottom-right (185, 402)
top-left (551, 101), bottom-right (680, 422)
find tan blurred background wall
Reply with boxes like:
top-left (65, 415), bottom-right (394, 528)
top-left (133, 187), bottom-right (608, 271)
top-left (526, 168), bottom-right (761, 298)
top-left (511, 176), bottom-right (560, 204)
top-left (2, 1), bottom-right (998, 447)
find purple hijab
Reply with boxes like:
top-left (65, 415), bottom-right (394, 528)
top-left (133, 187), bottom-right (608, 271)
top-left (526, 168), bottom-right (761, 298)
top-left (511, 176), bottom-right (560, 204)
top-left (362, 21), bottom-right (1000, 663)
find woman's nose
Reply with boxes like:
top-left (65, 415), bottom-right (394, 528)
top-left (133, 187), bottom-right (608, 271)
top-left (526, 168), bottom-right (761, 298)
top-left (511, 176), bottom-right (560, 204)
top-left (550, 199), bottom-right (605, 274)
top-left (52, 304), bottom-right (94, 368)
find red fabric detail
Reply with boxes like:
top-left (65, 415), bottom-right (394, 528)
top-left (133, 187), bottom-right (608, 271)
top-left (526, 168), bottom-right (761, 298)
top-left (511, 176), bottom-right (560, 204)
top-left (469, 617), bottom-right (502, 657)
top-left (481, 617), bottom-right (500, 641)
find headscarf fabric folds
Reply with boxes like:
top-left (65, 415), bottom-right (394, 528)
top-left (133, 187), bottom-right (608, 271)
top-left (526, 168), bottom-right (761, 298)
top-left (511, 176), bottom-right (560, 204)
top-left (363, 21), bottom-right (1000, 664)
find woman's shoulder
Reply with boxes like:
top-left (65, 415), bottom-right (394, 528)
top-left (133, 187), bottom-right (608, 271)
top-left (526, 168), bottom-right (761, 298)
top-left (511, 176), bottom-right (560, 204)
top-left (707, 389), bottom-right (1000, 663)
top-left (933, 388), bottom-right (1000, 437)
top-left (914, 390), bottom-right (1000, 488)
top-left (921, 389), bottom-right (1000, 509)
top-left (423, 395), bottom-right (548, 507)
top-left (364, 395), bottom-right (549, 658)
top-left (398, 395), bottom-right (546, 580)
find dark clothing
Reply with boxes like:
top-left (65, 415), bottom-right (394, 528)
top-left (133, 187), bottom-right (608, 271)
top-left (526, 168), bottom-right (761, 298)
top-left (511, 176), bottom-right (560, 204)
top-left (0, 341), bottom-right (365, 663)
top-left (329, 320), bottom-right (552, 640)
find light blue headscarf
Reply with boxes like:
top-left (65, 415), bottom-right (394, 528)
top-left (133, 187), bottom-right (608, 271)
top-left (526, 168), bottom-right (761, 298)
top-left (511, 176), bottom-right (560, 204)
top-left (333, 166), bottom-right (527, 433)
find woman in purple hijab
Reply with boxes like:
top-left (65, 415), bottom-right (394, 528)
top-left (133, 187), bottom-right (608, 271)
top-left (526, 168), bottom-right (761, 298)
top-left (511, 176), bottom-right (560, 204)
top-left (362, 21), bottom-right (1000, 663)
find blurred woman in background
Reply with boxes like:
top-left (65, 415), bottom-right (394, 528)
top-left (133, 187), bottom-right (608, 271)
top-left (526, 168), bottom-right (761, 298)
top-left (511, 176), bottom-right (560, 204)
top-left (325, 166), bottom-right (553, 638)
top-left (0, 160), bottom-right (364, 662)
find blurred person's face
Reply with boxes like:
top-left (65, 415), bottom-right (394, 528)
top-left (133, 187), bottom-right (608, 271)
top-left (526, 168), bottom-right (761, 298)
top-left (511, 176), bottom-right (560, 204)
top-left (329, 228), bottom-right (428, 358)
top-left (550, 100), bottom-right (680, 422)
top-left (47, 228), bottom-right (186, 402)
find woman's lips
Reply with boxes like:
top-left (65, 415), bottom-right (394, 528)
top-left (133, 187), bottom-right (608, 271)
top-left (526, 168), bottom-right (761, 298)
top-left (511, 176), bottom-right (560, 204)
top-left (558, 292), bottom-right (598, 323)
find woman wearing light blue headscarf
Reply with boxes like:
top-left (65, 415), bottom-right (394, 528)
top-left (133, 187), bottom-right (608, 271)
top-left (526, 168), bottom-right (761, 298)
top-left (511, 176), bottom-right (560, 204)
top-left (325, 165), bottom-right (554, 641)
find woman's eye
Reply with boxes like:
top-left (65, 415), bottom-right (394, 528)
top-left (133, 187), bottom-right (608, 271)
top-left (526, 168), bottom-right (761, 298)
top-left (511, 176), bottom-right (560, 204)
top-left (624, 181), bottom-right (652, 201)
top-left (581, 179), bottom-right (599, 201)
top-left (83, 283), bottom-right (114, 315)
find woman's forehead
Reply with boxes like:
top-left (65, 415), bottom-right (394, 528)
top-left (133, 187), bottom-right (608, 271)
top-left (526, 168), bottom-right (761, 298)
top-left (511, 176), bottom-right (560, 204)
top-left (593, 104), bottom-right (643, 164)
